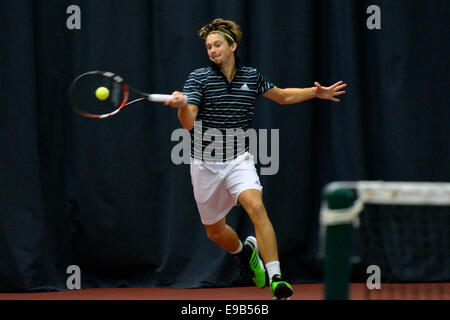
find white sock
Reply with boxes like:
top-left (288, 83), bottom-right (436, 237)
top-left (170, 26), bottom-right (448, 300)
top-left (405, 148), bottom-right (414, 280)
top-left (265, 261), bottom-right (281, 282)
top-left (229, 240), bottom-right (243, 255)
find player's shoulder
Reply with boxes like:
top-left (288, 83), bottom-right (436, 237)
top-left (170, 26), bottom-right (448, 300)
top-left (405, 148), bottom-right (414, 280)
top-left (240, 65), bottom-right (258, 72)
top-left (239, 66), bottom-right (262, 75)
top-left (189, 66), bottom-right (215, 77)
top-left (237, 66), bottom-right (264, 80)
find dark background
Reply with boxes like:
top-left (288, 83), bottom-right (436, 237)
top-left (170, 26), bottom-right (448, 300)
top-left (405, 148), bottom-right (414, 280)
top-left (0, 0), bottom-right (448, 291)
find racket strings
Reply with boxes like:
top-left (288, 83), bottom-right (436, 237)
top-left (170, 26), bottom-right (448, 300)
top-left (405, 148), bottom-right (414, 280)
top-left (70, 73), bottom-right (125, 117)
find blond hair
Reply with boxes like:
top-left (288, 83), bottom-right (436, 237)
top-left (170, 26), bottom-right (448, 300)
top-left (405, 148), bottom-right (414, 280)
top-left (198, 18), bottom-right (243, 45)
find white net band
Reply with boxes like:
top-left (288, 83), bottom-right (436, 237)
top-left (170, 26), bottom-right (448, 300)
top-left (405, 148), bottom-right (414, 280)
top-left (321, 181), bottom-right (450, 226)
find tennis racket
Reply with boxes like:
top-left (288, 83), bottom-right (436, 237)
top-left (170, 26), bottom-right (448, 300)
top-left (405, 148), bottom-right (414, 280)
top-left (69, 71), bottom-right (176, 119)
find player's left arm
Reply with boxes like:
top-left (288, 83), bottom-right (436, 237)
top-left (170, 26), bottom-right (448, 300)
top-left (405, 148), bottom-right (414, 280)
top-left (263, 81), bottom-right (347, 104)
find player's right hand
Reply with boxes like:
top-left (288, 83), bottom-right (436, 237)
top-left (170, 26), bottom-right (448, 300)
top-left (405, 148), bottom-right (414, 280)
top-left (165, 91), bottom-right (187, 108)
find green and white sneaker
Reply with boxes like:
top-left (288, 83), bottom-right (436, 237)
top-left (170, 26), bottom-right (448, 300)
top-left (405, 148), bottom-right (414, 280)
top-left (270, 275), bottom-right (293, 300)
top-left (244, 236), bottom-right (267, 289)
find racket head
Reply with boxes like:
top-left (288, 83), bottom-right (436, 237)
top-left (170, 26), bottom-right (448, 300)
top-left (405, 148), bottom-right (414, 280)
top-left (69, 71), bottom-right (129, 119)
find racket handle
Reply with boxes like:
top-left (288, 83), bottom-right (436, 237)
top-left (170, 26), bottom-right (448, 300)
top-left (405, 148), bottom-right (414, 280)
top-left (147, 94), bottom-right (173, 102)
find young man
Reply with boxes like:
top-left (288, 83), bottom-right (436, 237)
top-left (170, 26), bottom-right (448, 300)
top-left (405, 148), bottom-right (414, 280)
top-left (165, 18), bottom-right (346, 299)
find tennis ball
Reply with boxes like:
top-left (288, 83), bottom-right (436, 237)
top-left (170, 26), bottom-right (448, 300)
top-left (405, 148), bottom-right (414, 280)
top-left (95, 86), bottom-right (110, 100)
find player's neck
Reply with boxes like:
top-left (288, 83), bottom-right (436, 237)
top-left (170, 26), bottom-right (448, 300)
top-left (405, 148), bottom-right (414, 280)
top-left (219, 56), bottom-right (237, 83)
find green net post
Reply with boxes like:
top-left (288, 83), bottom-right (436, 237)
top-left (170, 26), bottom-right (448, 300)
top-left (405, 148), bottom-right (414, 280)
top-left (323, 185), bottom-right (356, 300)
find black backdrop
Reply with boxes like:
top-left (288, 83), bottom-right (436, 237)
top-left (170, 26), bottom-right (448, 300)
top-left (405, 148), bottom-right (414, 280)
top-left (0, 0), bottom-right (448, 291)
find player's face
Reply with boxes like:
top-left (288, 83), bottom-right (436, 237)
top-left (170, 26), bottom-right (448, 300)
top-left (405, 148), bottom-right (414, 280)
top-left (205, 33), bottom-right (237, 66)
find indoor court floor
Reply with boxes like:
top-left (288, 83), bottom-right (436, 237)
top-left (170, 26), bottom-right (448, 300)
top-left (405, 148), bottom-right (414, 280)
top-left (0, 283), bottom-right (448, 300)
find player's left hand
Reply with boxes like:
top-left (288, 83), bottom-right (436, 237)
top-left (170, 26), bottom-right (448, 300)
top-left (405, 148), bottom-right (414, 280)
top-left (314, 81), bottom-right (347, 102)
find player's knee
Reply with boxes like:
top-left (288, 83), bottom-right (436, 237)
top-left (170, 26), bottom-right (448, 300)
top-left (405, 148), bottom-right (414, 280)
top-left (246, 201), bottom-right (267, 224)
top-left (206, 228), bottom-right (224, 243)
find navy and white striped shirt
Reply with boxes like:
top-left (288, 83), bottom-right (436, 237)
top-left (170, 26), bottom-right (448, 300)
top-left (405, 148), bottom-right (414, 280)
top-left (182, 63), bottom-right (274, 161)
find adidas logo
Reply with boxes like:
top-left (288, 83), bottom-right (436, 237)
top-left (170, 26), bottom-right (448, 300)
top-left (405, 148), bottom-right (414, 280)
top-left (240, 83), bottom-right (249, 91)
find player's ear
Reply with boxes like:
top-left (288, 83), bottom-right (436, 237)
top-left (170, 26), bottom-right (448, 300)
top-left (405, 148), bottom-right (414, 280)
top-left (231, 42), bottom-right (237, 52)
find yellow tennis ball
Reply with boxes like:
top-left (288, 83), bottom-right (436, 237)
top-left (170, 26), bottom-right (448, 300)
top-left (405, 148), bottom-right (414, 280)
top-left (95, 86), bottom-right (109, 100)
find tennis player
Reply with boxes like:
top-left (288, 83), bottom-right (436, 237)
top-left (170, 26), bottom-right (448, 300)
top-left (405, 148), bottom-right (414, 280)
top-left (165, 18), bottom-right (347, 299)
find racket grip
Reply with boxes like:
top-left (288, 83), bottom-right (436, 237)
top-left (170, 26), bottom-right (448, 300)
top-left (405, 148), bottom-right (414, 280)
top-left (147, 94), bottom-right (173, 102)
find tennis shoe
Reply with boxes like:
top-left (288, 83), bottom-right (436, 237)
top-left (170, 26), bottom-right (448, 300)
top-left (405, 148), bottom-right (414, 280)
top-left (243, 236), bottom-right (267, 289)
top-left (270, 275), bottom-right (293, 300)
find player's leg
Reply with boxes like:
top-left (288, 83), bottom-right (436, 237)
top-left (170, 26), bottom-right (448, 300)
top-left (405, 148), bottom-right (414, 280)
top-left (238, 189), bottom-right (293, 299)
top-left (204, 216), bottom-right (241, 253)
top-left (203, 216), bottom-right (266, 288)
top-left (237, 189), bottom-right (277, 263)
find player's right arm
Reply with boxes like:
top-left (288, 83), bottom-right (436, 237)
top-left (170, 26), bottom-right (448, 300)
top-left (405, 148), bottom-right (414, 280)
top-left (177, 103), bottom-right (198, 131)
top-left (164, 91), bottom-right (198, 130)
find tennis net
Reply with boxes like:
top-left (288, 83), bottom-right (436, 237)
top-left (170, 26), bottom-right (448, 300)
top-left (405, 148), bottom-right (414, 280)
top-left (319, 181), bottom-right (450, 300)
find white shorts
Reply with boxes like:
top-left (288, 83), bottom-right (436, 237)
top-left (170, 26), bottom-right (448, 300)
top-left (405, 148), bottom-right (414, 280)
top-left (190, 152), bottom-right (263, 225)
